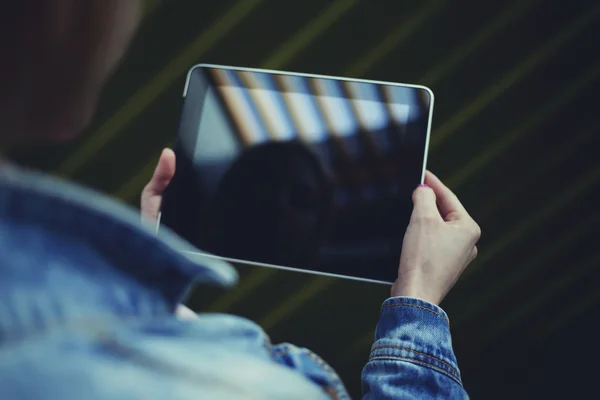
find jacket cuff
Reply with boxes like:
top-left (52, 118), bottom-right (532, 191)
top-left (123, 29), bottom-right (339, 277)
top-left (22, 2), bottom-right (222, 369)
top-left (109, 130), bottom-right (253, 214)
top-left (369, 296), bottom-right (463, 385)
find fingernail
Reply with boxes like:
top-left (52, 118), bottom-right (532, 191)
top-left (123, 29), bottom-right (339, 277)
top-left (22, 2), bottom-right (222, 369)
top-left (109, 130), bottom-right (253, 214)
top-left (418, 184), bottom-right (429, 188)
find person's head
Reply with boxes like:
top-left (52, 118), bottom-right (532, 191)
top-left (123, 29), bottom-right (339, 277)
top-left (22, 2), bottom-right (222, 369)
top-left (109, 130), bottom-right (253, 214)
top-left (0, 1), bottom-right (143, 146)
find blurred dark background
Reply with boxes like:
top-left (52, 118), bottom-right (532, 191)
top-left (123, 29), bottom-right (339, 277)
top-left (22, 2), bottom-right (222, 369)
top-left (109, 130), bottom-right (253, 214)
top-left (12, 0), bottom-right (600, 398)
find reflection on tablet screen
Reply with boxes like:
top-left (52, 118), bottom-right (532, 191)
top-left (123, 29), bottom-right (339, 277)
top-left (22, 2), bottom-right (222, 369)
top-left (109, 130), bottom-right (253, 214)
top-left (160, 65), bottom-right (432, 284)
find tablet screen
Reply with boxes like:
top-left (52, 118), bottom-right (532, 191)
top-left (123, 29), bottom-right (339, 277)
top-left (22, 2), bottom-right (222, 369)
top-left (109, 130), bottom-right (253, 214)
top-left (160, 65), bottom-right (432, 284)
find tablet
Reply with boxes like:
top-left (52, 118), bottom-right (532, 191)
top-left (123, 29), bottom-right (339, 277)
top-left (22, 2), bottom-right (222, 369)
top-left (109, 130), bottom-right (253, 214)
top-left (158, 64), bottom-right (433, 284)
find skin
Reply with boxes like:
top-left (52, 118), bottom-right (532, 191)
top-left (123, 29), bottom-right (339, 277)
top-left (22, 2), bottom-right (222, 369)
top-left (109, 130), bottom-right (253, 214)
top-left (0, 1), bottom-right (481, 306)
top-left (143, 155), bottom-right (481, 305)
top-left (393, 171), bottom-right (481, 304)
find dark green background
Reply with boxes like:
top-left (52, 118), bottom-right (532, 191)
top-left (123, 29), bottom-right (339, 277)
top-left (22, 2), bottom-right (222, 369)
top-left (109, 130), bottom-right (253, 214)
top-left (14, 0), bottom-right (600, 398)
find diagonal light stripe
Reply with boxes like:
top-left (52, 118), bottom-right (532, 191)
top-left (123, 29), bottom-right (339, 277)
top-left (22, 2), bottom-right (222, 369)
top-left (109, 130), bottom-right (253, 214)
top-left (56, 0), bottom-right (265, 178)
top-left (346, 327), bottom-right (375, 360)
top-left (262, 0), bottom-right (360, 69)
top-left (247, 0), bottom-right (446, 329)
top-left (345, 0), bottom-right (445, 78)
top-left (535, 260), bottom-right (600, 339)
top-left (476, 122), bottom-right (598, 223)
top-left (464, 164), bottom-right (600, 279)
top-left (259, 277), bottom-right (334, 331)
top-left (447, 61), bottom-right (600, 190)
top-left (430, 3), bottom-right (600, 148)
top-left (420, 0), bottom-right (538, 85)
top-left (116, 0), bottom-right (360, 202)
top-left (169, 0), bottom-right (359, 314)
top-left (451, 121), bottom-right (600, 326)
top-left (205, 268), bottom-right (277, 313)
top-left (248, 0), bottom-right (549, 332)
top-left (241, 0), bottom-right (547, 332)
top-left (454, 211), bottom-right (600, 328)
top-left (325, 2), bottom-right (600, 361)
top-left (144, 0), bottom-right (159, 17)
top-left (474, 249), bottom-right (600, 350)
top-left (343, 67), bottom-right (600, 360)
top-left (348, 194), bottom-right (600, 357)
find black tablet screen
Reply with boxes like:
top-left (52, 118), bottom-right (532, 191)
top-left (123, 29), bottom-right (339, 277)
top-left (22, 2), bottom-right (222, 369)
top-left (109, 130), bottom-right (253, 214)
top-left (160, 65), bottom-right (432, 284)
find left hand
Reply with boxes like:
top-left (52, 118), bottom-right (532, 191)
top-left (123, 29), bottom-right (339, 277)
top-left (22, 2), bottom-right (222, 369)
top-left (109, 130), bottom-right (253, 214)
top-left (141, 148), bottom-right (198, 320)
top-left (141, 148), bottom-right (176, 222)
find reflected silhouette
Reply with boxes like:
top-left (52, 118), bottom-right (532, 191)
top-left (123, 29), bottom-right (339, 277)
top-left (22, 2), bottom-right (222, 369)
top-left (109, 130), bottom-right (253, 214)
top-left (160, 66), bottom-right (432, 283)
top-left (201, 141), bottom-right (333, 268)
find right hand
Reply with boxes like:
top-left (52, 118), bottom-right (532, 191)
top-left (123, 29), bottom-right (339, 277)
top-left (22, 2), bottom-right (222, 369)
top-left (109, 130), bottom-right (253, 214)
top-left (391, 171), bottom-right (481, 305)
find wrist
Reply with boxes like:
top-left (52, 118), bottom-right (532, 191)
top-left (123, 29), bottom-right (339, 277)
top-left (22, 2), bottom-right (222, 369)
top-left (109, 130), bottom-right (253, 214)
top-left (390, 280), bottom-right (441, 305)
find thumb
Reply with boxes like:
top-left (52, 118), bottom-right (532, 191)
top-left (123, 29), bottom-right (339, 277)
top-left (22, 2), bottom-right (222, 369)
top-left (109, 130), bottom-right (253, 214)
top-left (145, 148), bottom-right (176, 195)
top-left (411, 184), bottom-right (440, 221)
top-left (141, 148), bottom-right (176, 222)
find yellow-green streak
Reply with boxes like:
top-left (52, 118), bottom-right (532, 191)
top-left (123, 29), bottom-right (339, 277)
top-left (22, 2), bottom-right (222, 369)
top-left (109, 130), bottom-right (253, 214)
top-left (454, 211), bottom-right (600, 327)
top-left (430, 4), bottom-right (600, 149)
top-left (465, 164), bottom-right (600, 278)
top-left (259, 277), bottom-right (334, 331)
top-left (420, 0), bottom-right (538, 85)
top-left (536, 264), bottom-right (600, 338)
top-left (253, 3), bottom-right (600, 335)
top-left (171, 0), bottom-right (360, 314)
top-left (262, 0), bottom-right (360, 70)
top-left (476, 122), bottom-right (598, 223)
top-left (250, 1), bottom-right (445, 331)
top-left (116, 0), bottom-right (360, 202)
top-left (346, 328), bottom-right (375, 360)
top-left (477, 250), bottom-right (600, 349)
top-left (342, 0), bottom-right (541, 354)
top-left (56, 0), bottom-right (265, 178)
top-left (292, 0), bottom-right (586, 358)
top-left (447, 61), bottom-right (600, 190)
top-left (144, 0), bottom-right (159, 17)
top-left (345, 0), bottom-right (445, 78)
top-left (205, 268), bottom-right (277, 313)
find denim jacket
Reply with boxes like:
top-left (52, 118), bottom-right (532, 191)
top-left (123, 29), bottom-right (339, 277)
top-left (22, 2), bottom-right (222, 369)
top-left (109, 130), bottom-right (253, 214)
top-left (0, 166), bottom-right (468, 399)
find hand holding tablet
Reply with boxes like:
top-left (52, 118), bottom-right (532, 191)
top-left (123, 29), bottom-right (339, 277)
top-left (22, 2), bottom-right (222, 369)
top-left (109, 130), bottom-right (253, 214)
top-left (392, 172), bottom-right (481, 304)
top-left (144, 155), bottom-right (480, 306)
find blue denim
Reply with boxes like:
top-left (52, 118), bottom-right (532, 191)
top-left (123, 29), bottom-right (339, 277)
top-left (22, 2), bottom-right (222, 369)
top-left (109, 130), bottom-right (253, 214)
top-left (0, 166), bottom-right (468, 399)
top-left (363, 297), bottom-right (468, 399)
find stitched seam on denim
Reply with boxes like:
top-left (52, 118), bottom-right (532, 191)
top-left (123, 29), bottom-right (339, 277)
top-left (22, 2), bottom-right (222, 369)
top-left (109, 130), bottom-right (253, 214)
top-left (273, 346), bottom-right (291, 357)
top-left (382, 303), bottom-right (449, 325)
top-left (304, 350), bottom-right (347, 400)
top-left (324, 386), bottom-right (340, 400)
top-left (370, 345), bottom-right (459, 379)
top-left (368, 355), bottom-right (463, 387)
top-left (272, 346), bottom-right (343, 400)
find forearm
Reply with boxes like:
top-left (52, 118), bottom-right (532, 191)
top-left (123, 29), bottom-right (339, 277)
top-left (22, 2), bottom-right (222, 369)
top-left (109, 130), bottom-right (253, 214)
top-left (361, 297), bottom-right (469, 399)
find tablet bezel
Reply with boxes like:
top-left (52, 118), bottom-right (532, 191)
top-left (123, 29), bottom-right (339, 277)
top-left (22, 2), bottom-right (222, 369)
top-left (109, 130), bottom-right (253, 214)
top-left (158, 64), bottom-right (434, 285)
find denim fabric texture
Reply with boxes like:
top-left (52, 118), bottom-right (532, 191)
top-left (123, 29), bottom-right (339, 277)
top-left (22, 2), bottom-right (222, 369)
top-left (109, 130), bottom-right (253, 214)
top-left (362, 297), bottom-right (469, 399)
top-left (0, 166), bottom-right (467, 399)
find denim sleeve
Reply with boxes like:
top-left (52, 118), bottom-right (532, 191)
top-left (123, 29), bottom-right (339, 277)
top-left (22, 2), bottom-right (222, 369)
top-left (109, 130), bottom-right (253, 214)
top-left (361, 297), bottom-right (469, 399)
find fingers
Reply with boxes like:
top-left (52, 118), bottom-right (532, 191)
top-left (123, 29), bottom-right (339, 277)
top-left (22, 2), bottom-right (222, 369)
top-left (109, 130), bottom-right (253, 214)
top-left (411, 184), bottom-right (440, 221)
top-left (141, 148), bottom-right (176, 223)
top-left (424, 171), bottom-right (468, 222)
top-left (145, 148), bottom-right (176, 195)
